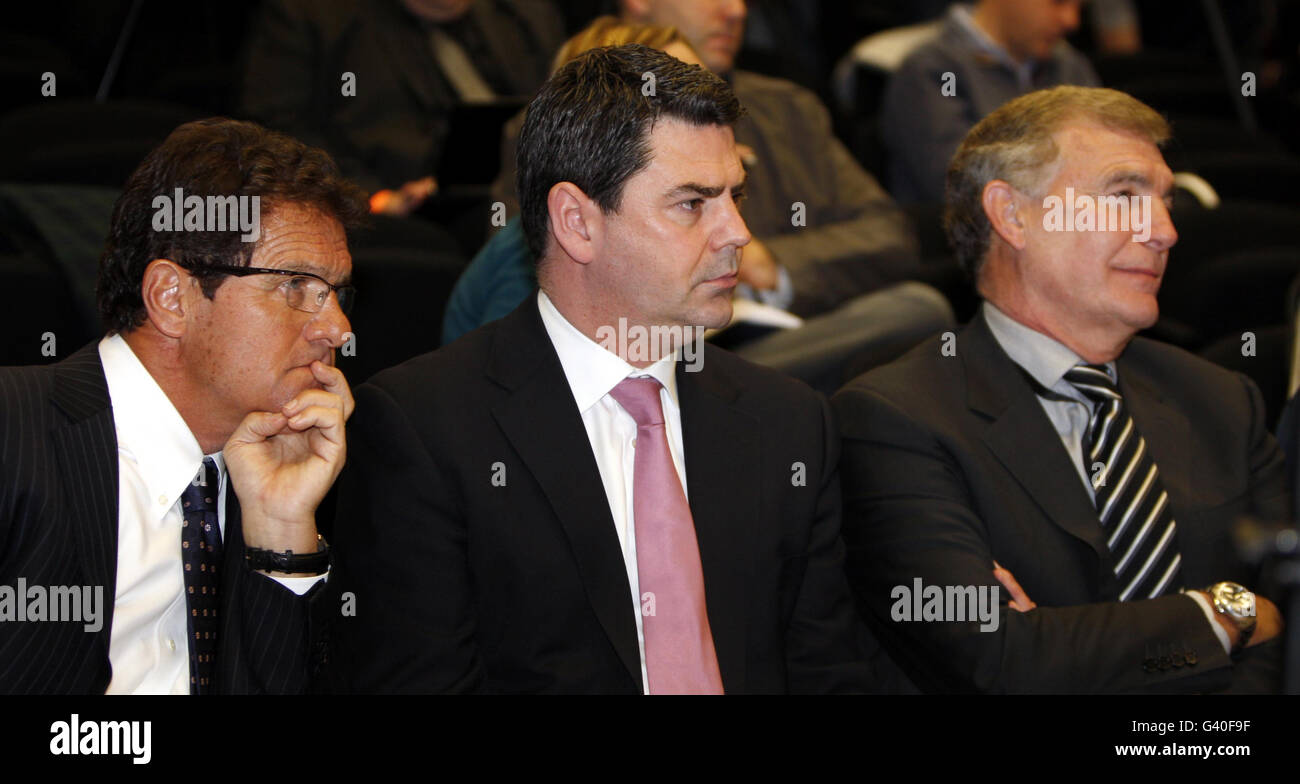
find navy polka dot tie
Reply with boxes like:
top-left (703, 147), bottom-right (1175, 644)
top-left (181, 457), bottom-right (222, 694)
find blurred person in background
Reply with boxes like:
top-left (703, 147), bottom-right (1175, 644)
top-left (241, 0), bottom-right (564, 216)
top-left (881, 0), bottom-right (1100, 204)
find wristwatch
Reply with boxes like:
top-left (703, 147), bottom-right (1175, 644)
top-left (245, 535), bottom-right (330, 576)
top-left (1204, 581), bottom-right (1257, 651)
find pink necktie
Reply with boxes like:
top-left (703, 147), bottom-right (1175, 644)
top-left (609, 377), bottom-right (724, 695)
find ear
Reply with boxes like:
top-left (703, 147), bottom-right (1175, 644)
top-left (546, 182), bottom-right (600, 266)
top-left (139, 259), bottom-right (195, 339)
top-left (982, 179), bottom-right (1029, 252)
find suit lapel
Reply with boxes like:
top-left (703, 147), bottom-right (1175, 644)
top-left (486, 298), bottom-right (642, 687)
top-left (677, 355), bottom-right (755, 694)
top-left (49, 343), bottom-right (120, 658)
top-left (963, 314), bottom-right (1110, 560)
top-left (220, 485), bottom-right (245, 610)
top-left (216, 488), bottom-right (245, 690)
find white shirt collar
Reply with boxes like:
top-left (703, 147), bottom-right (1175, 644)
top-left (98, 333), bottom-right (219, 518)
top-left (536, 290), bottom-right (680, 414)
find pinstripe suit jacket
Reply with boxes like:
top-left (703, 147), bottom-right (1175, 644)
top-left (0, 342), bottom-right (326, 694)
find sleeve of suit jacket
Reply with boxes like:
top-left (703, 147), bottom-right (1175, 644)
top-left (742, 78), bottom-right (920, 317)
top-left (878, 49), bottom-right (975, 206)
top-left (222, 563), bottom-right (327, 694)
top-left (329, 380), bottom-right (485, 693)
top-left (832, 372), bottom-right (1288, 694)
top-left (783, 395), bottom-right (879, 693)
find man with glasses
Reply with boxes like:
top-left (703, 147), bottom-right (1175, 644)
top-left (184, 264), bottom-right (357, 316)
top-left (0, 118), bottom-right (368, 694)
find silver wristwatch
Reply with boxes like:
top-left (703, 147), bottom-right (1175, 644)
top-left (1205, 581), bottom-right (1257, 651)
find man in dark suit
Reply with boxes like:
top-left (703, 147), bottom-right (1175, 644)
top-left (330, 44), bottom-right (870, 693)
top-left (0, 119), bottom-right (367, 694)
top-left (241, 0), bottom-right (564, 214)
top-left (834, 86), bottom-right (1291, 693)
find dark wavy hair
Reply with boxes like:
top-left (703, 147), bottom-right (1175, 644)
top-left (516, 43), bottom-right (742, 262)
top-left (96, 117), bottom-right (369, 333)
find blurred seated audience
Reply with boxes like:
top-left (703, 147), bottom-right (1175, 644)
top-left (880, 0), bottom-right (1100, 204)
top-left (442, 216), bottom-right (534, 344)
top-left (240, 0), bottom-right (564, 216)
top-left (1089, 0), bottom-right (1142, 55)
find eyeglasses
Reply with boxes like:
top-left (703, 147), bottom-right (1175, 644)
top-left (185, 264), bottom-right (355, 315)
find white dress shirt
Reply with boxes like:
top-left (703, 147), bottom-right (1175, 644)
top-left (982, 302), bottom-right (1230, 653)
top-left (98, 334), bottom-right (324, 694)
top-left (536, 291), bottom-right (690, 694)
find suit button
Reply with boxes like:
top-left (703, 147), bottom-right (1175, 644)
top-left (1158, 655), bottom-right (1172, 671)
top-left (1143, 657), bottom-right (1158, 673)
top-left (1185, 650), bottom-right (1198, 666)
top-left (1171, 652), bottom-right (1185, 668)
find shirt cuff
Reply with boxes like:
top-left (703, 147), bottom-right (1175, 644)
top-left (257, 569), bottom-right (329, 596)
top-left (752, 265), bottom-right (794, 311)
top-left (1184, 589), bottom-right (1232, 654)
top-left (734, 266), bottom-right (793, 310)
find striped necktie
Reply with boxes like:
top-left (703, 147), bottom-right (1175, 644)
top-left (1063, 364), bottom-right (1183, 601)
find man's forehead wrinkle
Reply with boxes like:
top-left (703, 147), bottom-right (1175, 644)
top-left (252, 227), bottom-right (351, 280)
top-left (1052, 131), bottom-right (1170, 190)
top-left (262, 223), bottom-right (346, 243)
top-left (658, 158), bottom-right (746, 191)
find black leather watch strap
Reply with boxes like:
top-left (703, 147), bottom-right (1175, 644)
top-left (245, 536), bottom-right (330, 575)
